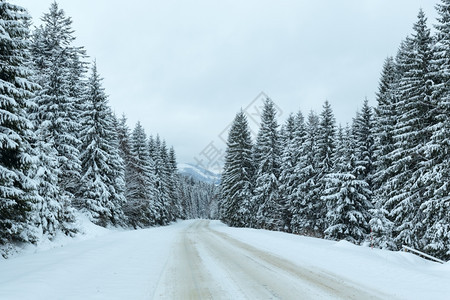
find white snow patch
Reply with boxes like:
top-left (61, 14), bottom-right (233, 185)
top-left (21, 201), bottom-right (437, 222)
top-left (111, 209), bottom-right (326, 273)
top-left (211, 221), bottom-right (450, 299)
top-left (1, 219), bottom-right (449, 299)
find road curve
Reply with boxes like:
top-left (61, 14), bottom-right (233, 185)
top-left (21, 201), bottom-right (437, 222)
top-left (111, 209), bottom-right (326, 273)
top-left (152, 220), bottom-right (384, 300)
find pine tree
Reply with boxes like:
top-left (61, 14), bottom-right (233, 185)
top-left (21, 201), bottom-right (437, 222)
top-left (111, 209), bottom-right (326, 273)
top-left (387, 10), bottom-right (434, 249)
top-left (167, 146), bottom-right (182, 220)
top-left (252, 98), bottom-right (282, 230)
top-left (30, 2), bottom-right (83, 208)
top-left (78, 62), bottom-right (126, 226)
top-left (353, 99), bottom-right (375, 187)
top-left (0, 1), bottom-right (40, 247)
top-left (220, 110), bottom-right (254, 227)
top-left (279, 112), bottom-right (305, 232)
top-left (316, 100), bottom-right (336, 234)
top-left (323, 124), bottom-right (372, 244)
top-left (152, 136), bottom-right (169, 224)
top-left (116, 114), bottom-right (134, 205)
top-left (124, 122), bottom-right (159, 228)
top-left (421, 0), bottom-right (450, 259)
top-left (107, 114), bottom-right (128, 225)
top-left (371, 56), bottom-right (400, 249)
top-left (290, 111), bottom-right (320, 235)
top-left (372, 57), bottom-right (398, 196)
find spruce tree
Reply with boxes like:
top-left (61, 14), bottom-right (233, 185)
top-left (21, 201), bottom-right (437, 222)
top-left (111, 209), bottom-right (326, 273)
top-left (290, 111), bottom-right (320, 235)
top-left (279, 112), bottom-right (305, 232)
top-left (0, 1), bottom-right (40, 247)
top-left (371, 57), bottom-right (399, 249)
top-left (421, 0), bottom-right (450, 259)
top-left (388, 10), bottom-right (434, 249)
top-left (220, 110), bottom-right (254, 227)
top-left (167, 146), bottom-right (182, 220)
top-left (153, 136), bottom-right (170, 224)
top-left (316, 100), bottom-right (336, 234)
top-left (78, 62), bottom-right (126, 226)
top-left (124, 122), bottom-right (159, 227)
top-left (116, 114), bottom-right (134, 206)
top-left (323, 124), bottom-right (371, 244)
top-left (252, 98), bottom-right (282, 230)
top-left (353, 99), bottom-right (375, 187)
top-left (30, 2), bottom-right (83, 208)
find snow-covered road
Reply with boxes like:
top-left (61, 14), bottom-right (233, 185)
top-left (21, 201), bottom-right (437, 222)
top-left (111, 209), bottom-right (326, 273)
top-left (1, 219), bottom-right (449, 299)
top-left (153, 220), bottom-right (378, 299)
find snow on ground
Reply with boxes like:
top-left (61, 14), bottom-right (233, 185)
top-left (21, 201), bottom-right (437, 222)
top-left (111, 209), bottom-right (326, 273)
top-left (213, 221), bottom-right (450, 299)
top-left (0, 218), bottom-right (449, 299)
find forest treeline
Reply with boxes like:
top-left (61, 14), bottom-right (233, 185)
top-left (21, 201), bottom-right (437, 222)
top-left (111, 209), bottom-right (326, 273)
top-left (220, 2), bottom-right (450, 260)
top-left (0, 1), bottom-right (217, 257)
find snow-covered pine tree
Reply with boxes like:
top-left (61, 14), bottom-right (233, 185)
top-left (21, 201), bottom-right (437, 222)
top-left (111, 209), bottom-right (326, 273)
top-left (252, 98), bottom-right (282, 230)
top-left (116, 114), bottom-right (134, 205)
top-left (279, 112), bottom-right (305, 232)
top-left (153, 136), bottom-right (170, 225)
top-left (167, 146), bottom-right (182, 220)
top-left (369, 200), bottom-right (395, 249)
top-left (124, 122), bottom-right (160, 228)
top-left (159, 139), bottom-right (173, 223)
top-left (278, 114), bottom-right (295, 232)
top-left (353, 99), bottom-right (375, 187)
top-left (323, 123), bottom-right (372, 244)
top-left (0, 1), bottom-right (41, 248)
top-left (421, 0), bottom-right (450, 259)
top-left (30, 2), bottom-right (83, 208)
top-left (107, 114), bottom-right (128, 225)
top-left (290, 111), bottom-right (320, 235)
top-left (316, 100), bottom-right (337, 234)
top-left (148, 135), bottom-right (156, 162)
top-left (372, 57), bottom-right (398, 195)
top-left (220, 110), bottom-right (254, 227)
top-left (371, 56), bottom-right (399, 249)
top-left (78, 62), bottom-right (126, 226)
top-left (387, 10), bottom-right (434, 249)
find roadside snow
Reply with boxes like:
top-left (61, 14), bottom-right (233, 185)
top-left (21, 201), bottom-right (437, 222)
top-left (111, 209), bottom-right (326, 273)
top-left (0, 219), bottom-right (449, 299)
top-left (0, 217), bottom-right (189, 300)
top-left (213, 221), bottom-right (450, 299)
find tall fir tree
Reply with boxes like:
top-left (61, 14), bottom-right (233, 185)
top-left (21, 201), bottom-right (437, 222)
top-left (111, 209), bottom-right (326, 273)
top-left (421, 0), bottom-right (450, 259)
top-left (30, 2), bottom-right (83, 209)
top-left (290, 111), bottom-right (320, 235)
top-left (124, 122), bottom-right (160, 227)
top-left (279, 112), bottom-right (305, 232)
top-left (353, 99), bottom-right (375, 188)
top-left (316, 100), bottom-right (336, 234)
top-left (220, 110), bottom-right (254, 227)
top-left (371, 56), bottom-right (399, 249)
top-left (0, 1), bottom-right (40, 248)
top-left (323, 124), bottom-right (372, 244)
top-left (388, 10), bottom-right (434, 249)
top-left (152, 136), bottom-right (170, 224)
top-left (78, 62), bottom-right (126, 226)
top-left (252, 98), bottom-right (282, 230)
top-left (167, 146), bottom-right (182, 220)
top-left (116, 114), bottom-right (134, 205)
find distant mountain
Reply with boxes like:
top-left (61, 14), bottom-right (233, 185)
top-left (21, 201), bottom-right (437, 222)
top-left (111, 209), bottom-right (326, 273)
top-left (177, 163), bottom-right (221, 185)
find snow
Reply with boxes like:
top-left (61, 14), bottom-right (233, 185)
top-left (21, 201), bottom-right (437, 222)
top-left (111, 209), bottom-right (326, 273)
top-left (214, 223), bottom-right (450, 299)
top-left (1, 218), bottom-right (449, 299)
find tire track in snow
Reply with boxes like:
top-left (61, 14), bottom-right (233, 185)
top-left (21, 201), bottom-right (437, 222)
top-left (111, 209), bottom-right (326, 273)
top-left (153, 220), bottom-right (387, 299)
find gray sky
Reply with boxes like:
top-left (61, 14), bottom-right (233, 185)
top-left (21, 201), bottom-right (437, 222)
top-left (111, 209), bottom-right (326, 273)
top-left (13, 0), bottom-right (439, 169)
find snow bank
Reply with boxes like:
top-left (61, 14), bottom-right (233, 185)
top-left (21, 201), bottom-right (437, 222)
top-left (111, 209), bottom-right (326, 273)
top-left (1, 219), bottom-right (449, 299)
top-left (0, 217), bottom-right (194, 300)
top-left (212, 221), bottom-right (450, 299)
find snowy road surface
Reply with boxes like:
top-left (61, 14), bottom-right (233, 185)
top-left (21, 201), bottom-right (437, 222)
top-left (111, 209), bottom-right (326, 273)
top-left (153, 220), bottom-right (379, 299)
top-left (1, 219), bottom-right (449, 299)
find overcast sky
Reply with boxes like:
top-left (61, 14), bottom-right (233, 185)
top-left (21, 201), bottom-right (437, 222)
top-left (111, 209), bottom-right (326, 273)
top-left (13, 0), bottom-right (439, 169)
